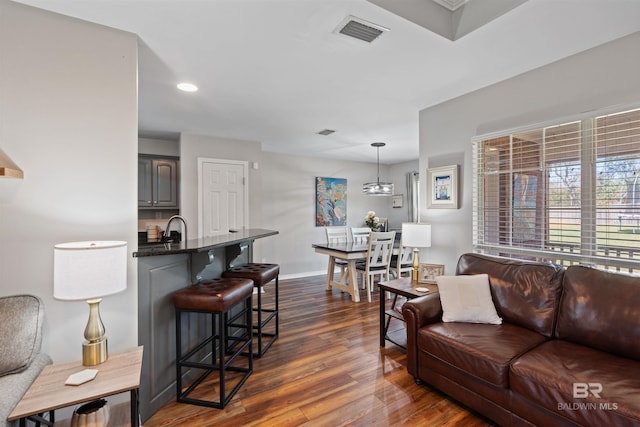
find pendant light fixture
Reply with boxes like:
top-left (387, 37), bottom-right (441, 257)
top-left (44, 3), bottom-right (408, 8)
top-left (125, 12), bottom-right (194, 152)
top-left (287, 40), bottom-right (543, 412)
top-left (363, 142), bottom-right (394, 196)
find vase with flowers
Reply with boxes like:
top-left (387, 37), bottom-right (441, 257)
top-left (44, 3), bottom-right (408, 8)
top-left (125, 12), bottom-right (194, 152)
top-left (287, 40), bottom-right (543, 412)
top-left (364, 211), bottom-right (380, 231)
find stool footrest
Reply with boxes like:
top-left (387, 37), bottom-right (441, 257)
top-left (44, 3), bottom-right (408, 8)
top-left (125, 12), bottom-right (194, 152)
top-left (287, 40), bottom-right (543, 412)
top-left (228, 305), bottom-right (250, 324)
top-left (177, 364), bottom-right (252, 409)
top-left (255, 309), bottom-right (277, 329)
top-left (255, 333), bottom-right (277, 357)
top-left (178, 335), bottom-right (215, 365)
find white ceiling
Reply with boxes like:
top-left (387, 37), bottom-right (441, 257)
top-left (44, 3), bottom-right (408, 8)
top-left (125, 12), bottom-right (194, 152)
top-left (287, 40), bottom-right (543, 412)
top-left (13, 0), bottom-right (640, 164)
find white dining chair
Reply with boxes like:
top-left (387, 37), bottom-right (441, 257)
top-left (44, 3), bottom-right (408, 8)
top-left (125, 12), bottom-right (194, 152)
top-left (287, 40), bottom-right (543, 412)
top-left (390, 236), bottom-right (414, 279)
top-left (350, 227), bottom-right (371, 281)
top-left (350, 227), bottom-right (371, 244)
top-left (355, 231), bottom-right (396, 303)
top-left (325, 227), bottom-right (349, 276)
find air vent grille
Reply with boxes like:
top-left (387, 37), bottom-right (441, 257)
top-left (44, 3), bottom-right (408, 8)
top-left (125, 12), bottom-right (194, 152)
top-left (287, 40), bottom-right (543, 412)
top-left (335, 16), bottom-right (388, 43)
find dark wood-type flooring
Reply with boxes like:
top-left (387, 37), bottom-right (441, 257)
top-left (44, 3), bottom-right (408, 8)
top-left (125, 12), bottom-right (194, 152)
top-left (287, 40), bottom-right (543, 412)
top-left (145, 274), bottom-right (495, 426)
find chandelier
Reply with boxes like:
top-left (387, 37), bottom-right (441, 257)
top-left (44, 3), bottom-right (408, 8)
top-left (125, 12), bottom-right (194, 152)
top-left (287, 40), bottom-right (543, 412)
top-left (362, 142), bottom-right (394, 196)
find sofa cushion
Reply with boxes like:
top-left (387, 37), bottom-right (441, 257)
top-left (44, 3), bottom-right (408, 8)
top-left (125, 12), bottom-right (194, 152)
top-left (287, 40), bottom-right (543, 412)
top-left (456, 253), bottom-right (564, 338)
top-left (418, 322), bottom-right (546, 387)
top-left (435, 274), bottom-right (502, 324)
top-left (0, 295), bottom-right (45, 377)
top-left (556, 265), bottom-right (640, 360)
top-left (511, 340), bottom-right (640, 427)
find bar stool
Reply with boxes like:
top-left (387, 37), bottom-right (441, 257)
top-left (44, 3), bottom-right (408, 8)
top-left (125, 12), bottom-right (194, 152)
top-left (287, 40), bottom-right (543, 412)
top-left (222, 263), bottom-right (279, 357)
top-left (173, 277), bottom-right (254, 409)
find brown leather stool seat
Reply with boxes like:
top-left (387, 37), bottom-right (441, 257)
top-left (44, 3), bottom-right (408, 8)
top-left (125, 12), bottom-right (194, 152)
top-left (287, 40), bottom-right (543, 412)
top-left (173, 277), bottom-right (253, 409)
top-left (222, 263), bottom-right (279, 357)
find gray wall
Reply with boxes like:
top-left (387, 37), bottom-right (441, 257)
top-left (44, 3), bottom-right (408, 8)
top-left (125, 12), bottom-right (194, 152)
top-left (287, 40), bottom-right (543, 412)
top-left (139, 137), bottom-right (179, 157)
top-left (419, 30), bottom-right (640, 275)
top-left (387, 160), bottom-right (419, 228)
top-left (0, 0), bottom-right (138, 364)
top-left (259, 151), bottom-right (413, 277)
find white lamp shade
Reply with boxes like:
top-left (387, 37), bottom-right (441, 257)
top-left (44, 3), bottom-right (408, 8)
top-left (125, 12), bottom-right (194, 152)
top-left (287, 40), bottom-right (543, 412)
top-left (54, 241), bottom-right (127, 301)
top-left (401, 223), bottom-right (432, 248)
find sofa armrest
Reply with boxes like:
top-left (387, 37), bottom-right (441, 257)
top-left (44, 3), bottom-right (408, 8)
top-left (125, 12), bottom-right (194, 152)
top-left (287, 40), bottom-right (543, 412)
top-left (402, 293), bottom-right (443, 379)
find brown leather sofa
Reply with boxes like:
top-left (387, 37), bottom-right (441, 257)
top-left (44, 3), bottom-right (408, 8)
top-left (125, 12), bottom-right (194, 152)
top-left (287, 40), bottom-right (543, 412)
top-left (402, 253), bottom-right (640, 427)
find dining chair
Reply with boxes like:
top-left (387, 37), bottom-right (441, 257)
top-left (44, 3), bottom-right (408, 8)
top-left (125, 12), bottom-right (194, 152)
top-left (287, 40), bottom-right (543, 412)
top-left (349, 227), bottom-right (370, 286)
top-left (350, 227), bottom-right (371, 244)
top-left (355, 231), bottom-right (396, 303)
top-left (390, 236), bottom-right (414, 279)
top-left (325, 227), bottom-right (349, 276)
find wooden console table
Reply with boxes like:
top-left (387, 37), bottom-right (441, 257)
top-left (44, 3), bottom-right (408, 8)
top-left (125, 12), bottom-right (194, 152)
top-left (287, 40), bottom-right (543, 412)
top-left (8, 346), bottom-right (143, 427)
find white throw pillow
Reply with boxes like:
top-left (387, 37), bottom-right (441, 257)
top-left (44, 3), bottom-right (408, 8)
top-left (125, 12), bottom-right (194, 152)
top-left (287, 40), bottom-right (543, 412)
top-left (435, 274), bottom-right (502, 324)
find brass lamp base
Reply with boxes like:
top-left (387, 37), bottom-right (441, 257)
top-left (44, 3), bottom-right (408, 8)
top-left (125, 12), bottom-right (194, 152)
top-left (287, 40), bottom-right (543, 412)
top-left (83, 338), bottom-right (108, 366)
top-left (411, 247), bottom-right (420, 282)
top-left (82, 298), bottom-right (109, 366)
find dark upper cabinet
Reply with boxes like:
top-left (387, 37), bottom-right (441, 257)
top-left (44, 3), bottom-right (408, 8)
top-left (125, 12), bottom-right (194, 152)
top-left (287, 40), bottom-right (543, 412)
top-left (138, 156), bottom-right (179, 208)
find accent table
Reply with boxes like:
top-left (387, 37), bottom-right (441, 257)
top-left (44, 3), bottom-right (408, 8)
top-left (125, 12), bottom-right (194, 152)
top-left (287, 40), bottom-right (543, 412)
top-left (8, 346), bottom-right (143, 427)
top-left (378, 278), bottom-right (438, 348)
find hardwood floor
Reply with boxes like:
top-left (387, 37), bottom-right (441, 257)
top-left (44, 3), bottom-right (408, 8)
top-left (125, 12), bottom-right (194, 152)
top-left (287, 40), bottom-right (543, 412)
top-left (144, 275), bottom-right (494, 426)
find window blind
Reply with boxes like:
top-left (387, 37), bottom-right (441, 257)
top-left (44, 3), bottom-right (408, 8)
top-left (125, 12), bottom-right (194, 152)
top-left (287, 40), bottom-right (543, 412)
top-left (473, 107), bottom-right (640, 273)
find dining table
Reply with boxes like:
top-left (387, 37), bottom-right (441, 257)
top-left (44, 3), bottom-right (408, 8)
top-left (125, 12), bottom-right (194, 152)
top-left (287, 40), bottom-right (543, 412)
top-left (312, 241), bottom-right (370, 302)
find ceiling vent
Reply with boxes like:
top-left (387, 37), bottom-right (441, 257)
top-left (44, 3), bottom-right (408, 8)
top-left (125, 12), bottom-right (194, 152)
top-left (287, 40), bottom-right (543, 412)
top-left (317, 129), bottom-right (336, 136)
top-left (334, 16), bottom-right (389, 43)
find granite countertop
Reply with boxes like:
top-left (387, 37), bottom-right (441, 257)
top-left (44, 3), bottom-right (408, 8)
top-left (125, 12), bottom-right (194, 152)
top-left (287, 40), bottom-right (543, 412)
top-left (133, 228), bottom-right (278, 257)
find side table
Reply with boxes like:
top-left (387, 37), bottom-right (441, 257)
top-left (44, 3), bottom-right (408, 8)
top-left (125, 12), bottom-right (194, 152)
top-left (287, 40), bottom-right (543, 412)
top-left (8, 346), bottom-right (143, 427)
top-left (378, 278), bottom-right (438, 349)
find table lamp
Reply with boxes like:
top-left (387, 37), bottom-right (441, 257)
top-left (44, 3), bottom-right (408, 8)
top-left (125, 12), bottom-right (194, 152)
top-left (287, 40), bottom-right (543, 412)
top-left (401, 223), bottom-right (432, 282)
top-left (54, 241), bottom-right (127, 366)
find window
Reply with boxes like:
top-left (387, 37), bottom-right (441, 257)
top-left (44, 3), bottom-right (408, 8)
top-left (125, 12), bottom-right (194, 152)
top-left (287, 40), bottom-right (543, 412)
top-left (473, 107), bottom-right (640, 273)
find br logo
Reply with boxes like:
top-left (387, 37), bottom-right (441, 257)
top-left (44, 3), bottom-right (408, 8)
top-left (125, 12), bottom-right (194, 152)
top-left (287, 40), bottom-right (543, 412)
top-left (573, 383), bottom-right (602, 399)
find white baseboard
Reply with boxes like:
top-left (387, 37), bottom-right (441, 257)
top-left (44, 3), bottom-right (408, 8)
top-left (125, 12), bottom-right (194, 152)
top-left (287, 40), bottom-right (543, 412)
top-left (279, 270), bottom-right (327, 280)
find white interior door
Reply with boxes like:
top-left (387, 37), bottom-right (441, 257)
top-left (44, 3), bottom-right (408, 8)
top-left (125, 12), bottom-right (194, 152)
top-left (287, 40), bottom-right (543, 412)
top-left (198, 158), bottom-right (248, 237)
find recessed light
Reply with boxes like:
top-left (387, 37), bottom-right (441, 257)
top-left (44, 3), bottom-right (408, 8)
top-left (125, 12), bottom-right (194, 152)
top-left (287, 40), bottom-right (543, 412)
top-left (177, 82), bottom-right (198, 92)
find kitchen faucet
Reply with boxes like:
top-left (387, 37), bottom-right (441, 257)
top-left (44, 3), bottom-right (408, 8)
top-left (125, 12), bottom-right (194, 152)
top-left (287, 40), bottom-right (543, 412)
top-left (164, 215), bottom-right (187, 243)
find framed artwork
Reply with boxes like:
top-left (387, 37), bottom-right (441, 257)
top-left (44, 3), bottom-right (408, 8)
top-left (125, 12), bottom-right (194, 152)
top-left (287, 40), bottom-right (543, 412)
top-left (419, 263), bottom-right (445, 284)
top-left (392, 194), bottom-right (403, 208)
top-left (427, 164), bottom-right (459, 209)
top-left (315, 177), bottom-right (347, 226)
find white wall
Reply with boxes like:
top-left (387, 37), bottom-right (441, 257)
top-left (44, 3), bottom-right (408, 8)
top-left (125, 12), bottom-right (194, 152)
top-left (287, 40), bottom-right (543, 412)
top-left (0, 0), bottom-right (138, 365)
top-left (178, 133), bottom-right (262, 243)
top-left (260, 151), bottom-right (406, 277)
top-left (419, 30), bottom-right (640, 274)
top-left (177, 135), bottom-right (415, 277)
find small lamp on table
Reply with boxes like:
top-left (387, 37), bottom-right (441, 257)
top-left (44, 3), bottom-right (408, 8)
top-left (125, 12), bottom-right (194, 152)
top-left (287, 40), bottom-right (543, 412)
top-left (54, 240), bottom-right (127, 366)
top-left (401, 223), bottom-right (432, 282)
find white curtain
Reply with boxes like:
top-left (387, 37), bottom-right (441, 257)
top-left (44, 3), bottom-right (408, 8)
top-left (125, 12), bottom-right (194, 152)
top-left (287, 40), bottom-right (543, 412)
top-left (407, 171), bottom-right (419, 223)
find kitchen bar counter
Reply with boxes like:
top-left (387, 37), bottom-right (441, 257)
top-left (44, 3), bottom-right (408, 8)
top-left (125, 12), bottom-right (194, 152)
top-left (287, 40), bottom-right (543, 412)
top-left (136, 227), bottom-right (278, 421)
top-left (133, 228), bottom-right (278, 257)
